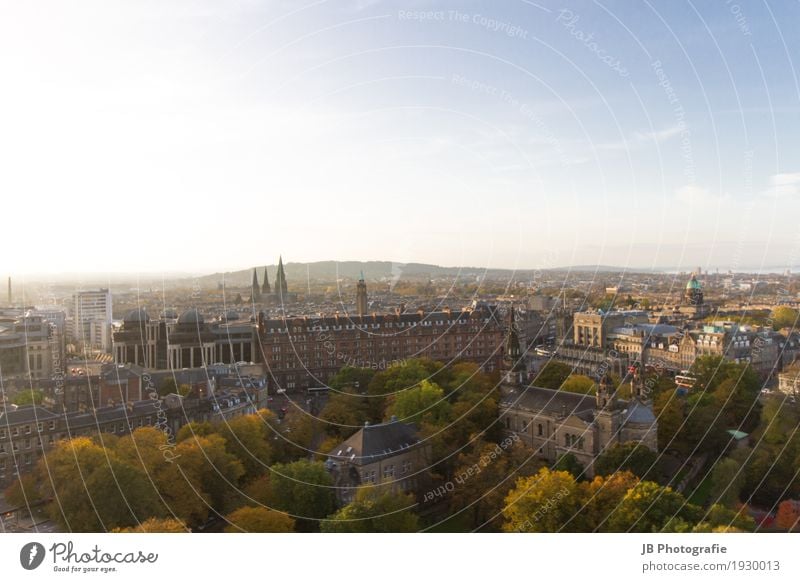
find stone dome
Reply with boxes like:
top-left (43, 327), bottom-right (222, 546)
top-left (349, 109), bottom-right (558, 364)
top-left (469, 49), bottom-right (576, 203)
top-left (123, 307), bottom-right (149, 324)
top-left (177, 308), bottom-right (204, 325)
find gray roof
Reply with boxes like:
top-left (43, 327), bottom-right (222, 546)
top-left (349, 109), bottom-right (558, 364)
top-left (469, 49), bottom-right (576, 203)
top-left (500, 385), bottom-right (596, 421)
top-left (328, 421), bottom-right (420, 465)
top-left (623, 400), bottom-right (656, 425)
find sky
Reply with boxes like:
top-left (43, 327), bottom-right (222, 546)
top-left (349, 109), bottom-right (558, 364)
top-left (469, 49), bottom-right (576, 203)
top-left (1, 0), bottom-right (799, 275)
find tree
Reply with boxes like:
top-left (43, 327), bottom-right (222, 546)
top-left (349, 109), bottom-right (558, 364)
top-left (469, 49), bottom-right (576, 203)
top-left (39, 437), bottom-right (164, 532)
top-left (606, 481), bottom-right (699, 533)
top-left (158, 377), bottom-right (178, 397)
top-left (771, 306), bottom-right (799, 331)
top-left (319, 388), bottom-right (370, 439)
top-left (12, 390), bottom-right (43, 406)
top-left (708, 458), bottom-right (745, 508)
top-left (113, 518), bottom-right (188, 533)
top-left (502, 468), bottom-right (585, 532)
top-left (218, 414), bottom-right (274, 478)
top-left (329, 366), bottom-right (376, 393)
top-left (583, 471), bottom-right (640, 531)
top-left (448, 440), bottom-right (511, 530)
top-left (267, 460), bottom-right (335, 531)
top-left (3, 473), bottom-right (42, 510)
top-left (593, 443), bottom-right (658, 480)
top-left (224, 506), bottom-right (295, 533)
top-left (532, 361), bottom-right (572, 390)
top-left (386, 380), bottom-right (450, 425)
top-left (322, 486), bottom-right (419, 532)
top-left (560, 375), bottom-right (595, 395)
top-left (775, 500), bottom-right (800, 532)
top-left (552, 453), bottom-right (584, 480)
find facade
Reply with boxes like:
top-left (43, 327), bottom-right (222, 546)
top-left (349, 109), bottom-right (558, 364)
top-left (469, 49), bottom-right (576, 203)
top-left (573, 310), bottom-right (649, 348)
top-left (0, 312), bottom-right (59, 380)
top-left (257, 304), bottom-right (505, 391)
top-left (72, 289), bottom-right (113, 352)
top-left (499, 374), bottom-right (657, 477)
top-left (777, 359), bottom-right (800, 396)
top-left (326, 420), bottom-right (431, 504)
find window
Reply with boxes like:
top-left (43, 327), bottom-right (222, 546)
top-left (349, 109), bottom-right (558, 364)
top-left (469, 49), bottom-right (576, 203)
top-left (49, 421), bottom-right (56, 430)
top-left (564, 434), bottom-right (570, 446)
top-left (37, 422), bottom-right (44, 433)
top-left (537, 424), bottom-right (543, 436)
top-left (383, 465), bottom-right (395, 479)
top-left (0, 429), bottom-right (5, 439)
top-left (25, 425), bottom-right (31, 434)
top-left (11, 427), bottom-right (19, 437)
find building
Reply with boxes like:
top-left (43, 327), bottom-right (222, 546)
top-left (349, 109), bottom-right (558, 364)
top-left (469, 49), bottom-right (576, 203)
top-left (72, 289), bottom-right (112, 352)
top-left (573, 310), bottom-right (649, 348)
top-left (356, 273), bottom-right (368, 316)
top-left (777, 359), bottom-right (800, 397)
top-left (499, 374), bottom-right (657, 477)
top-left (326, 419), bottom-right (431, 504)
top-left (0, 312), bottom-right (59, 380)
top-left (251, 257), bottom-right (297, 305)
top-left (257, 303), bottom-right (505, 391)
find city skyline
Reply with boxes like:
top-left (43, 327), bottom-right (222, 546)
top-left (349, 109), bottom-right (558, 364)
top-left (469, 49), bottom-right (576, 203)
top-left (2, 0), bottom-right (799, 274)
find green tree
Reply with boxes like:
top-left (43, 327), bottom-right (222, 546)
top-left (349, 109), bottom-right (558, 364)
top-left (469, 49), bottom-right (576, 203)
top-left (593, 443), bottom-right (658, 480)
top-left (560, 374), bottom-right (595, 395)
top-left (553, 453), bottom-right (584, 479)
top-left (319, 388), bottom-right (370, 439)
top-left (224, 506), bottom-right (295, 532)
top-left (606, 481), bottom-right (699, 532)
top-left (532, 361), bottom-right (572, 390)
top-left (322, 486), bottom-right (419, 532)
top-left (708, 457), bottom-right (745, 508)
top-left (267, 460), bottom-right (335, 531)
top-left (448, 440), bottom-right (511, 530)
top-left (386, 380), bottom-right (451, 425)
top-left (12, 390), bottom-right (43, 406)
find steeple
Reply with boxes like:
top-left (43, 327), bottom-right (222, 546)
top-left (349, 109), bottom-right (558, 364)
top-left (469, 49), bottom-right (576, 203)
top-left (503, 304), bottom-right (526, 386)
top-left (251, 268), bottom-right (261, 302)
top-left (274, 256), bottom-right (288, 295)
top-left (595, 372), bottom-right (617, 410)
top-left (261, 267), bottom-right (271, 294)
top-left (356, 271), bottom-right (368, 316)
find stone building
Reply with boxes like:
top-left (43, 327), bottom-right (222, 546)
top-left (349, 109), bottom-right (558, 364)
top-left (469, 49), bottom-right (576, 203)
top-left (326, 419), bottom-right (431, 504)
top-left (499, 374), bottom-right (657, 477)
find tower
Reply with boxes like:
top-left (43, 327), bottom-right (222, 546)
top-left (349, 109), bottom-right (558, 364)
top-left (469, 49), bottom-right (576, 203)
top-left (251, 269), bottom-right (261, 302)
top-left (356, 272), bottom-right (368, 316)
top-left (274, 256), bottom-right (288, 296)
top-left (595, 372), bottom-right (622, 450)
top-left (684, 273), bottom-right (703, 306)
top-left (261, 267), bottom-right (271, 295)
top-left (503, 304), bottom-right (526, 386)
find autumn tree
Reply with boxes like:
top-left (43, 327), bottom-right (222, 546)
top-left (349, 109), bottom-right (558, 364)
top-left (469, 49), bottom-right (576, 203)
top-left (560, 375), bottom-right (595, 395)
top-left (532, 361), bottom-right (572, 390)
top-left (775, 500), bottom-right (800, 532)
top-left (224, 506), bottom-right (295, 532)
top-left (502, 468), bottom-right (585, 532)
top-left (113, 518), bottom-right (188, 533)
top-left (322, 486), bottom-right (419, 532)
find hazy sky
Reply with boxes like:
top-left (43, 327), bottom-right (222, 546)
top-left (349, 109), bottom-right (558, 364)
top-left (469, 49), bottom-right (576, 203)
top-left (1, 0), bottom-right (799, 275)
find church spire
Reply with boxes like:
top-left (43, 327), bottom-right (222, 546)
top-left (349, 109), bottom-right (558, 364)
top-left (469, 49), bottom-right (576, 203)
top-left (275, 256), bottom-right (288, 295)
top-left (503, 304), bottom-right (526, 386)
top-left (251, 268), bottom-right (261, 302)
top-left (261, 266), bottom-right (271, 294)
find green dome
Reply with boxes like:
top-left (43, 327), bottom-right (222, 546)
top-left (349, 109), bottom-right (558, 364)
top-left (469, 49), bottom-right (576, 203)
top-left (686, 276), bottom-right (702, 290)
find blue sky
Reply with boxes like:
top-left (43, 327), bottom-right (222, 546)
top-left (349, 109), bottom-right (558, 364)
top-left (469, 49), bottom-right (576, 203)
top-left (1, 0), bottom-right (798, 274)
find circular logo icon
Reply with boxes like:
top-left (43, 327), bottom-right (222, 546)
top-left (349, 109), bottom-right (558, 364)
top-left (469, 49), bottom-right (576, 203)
top-left (20, 542), bottom-right (46, 570)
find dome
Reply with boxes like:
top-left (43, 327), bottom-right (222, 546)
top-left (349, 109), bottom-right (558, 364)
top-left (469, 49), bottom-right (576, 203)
top-left (123, 307), bottom-right (149, 323)
top-left (686, 275), bottom-right (702, 290)
top-left (178, 308), bottom-right (204, 325)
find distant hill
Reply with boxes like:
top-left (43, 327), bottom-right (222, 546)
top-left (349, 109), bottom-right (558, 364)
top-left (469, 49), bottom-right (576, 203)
top-left (193, 261), bottom-right (661, 287)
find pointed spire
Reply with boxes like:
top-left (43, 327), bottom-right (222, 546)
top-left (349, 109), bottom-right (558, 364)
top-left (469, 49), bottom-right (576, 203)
top-left (261, 266), bottom-right (270, 294)
top-left (251, 268), bottom-right (261, 302)
top-left (504, 304), bottom-right (525, 385)
top-left (275, 256), bottom-right (288, 295)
